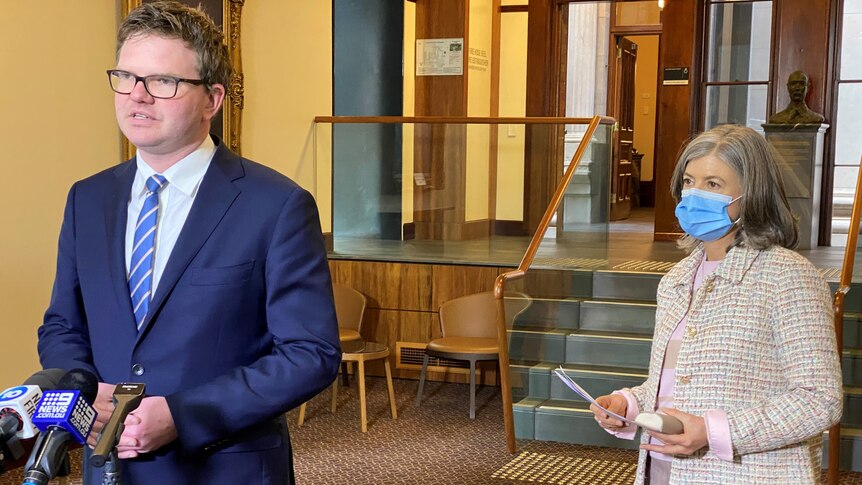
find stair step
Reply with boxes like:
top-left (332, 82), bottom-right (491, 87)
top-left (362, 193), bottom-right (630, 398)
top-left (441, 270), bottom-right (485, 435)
top-left (592, 270), bottom-right (662, 302)
top-left (508, 329), bottom-right (568, 364)
top-left (514, 298), bottom-right (581, 331)
top-left (513, 398), bottom-right (640, 449)
top-left (579, 300), bottom-right (656, 335)
top-left (565, 331), bottom-right (652, 370)
top-left (823, 427), bottom-right (862, 471)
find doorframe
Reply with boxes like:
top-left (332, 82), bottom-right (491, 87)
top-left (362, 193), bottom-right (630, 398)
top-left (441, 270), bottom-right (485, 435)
top-left (606, 14), bottom-right (662, 221)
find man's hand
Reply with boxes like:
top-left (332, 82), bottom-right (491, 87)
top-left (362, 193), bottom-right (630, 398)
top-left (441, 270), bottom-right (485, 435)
top-left (114, 396), bottom-right (178, 459)
top-left (590, 394), bottom-right (628, 429)
top-left (87, 382), bottom-right (117, 448)
top-left (640, 408), bottom-right (708, 456)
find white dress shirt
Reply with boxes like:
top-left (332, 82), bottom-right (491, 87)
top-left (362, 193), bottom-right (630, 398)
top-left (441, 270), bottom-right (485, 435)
top-left (125, 136), bottom-right (216, 294)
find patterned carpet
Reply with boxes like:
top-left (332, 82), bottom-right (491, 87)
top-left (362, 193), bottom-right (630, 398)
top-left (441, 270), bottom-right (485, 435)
top-left (1, 377), bottom-right (861, 484)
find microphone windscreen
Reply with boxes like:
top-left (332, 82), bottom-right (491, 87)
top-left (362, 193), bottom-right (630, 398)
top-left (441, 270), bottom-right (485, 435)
top-left (22, 369), bottom-right (66, 390)
top-left (55, 369), bottom-right (99, 404)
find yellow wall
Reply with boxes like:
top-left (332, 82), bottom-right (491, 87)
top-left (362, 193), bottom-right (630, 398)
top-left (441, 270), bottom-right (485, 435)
top-left (466, 0), bottom-right (493, 221)
top-left (627, 35), bottom-right (659, 181)
top-left (496, 11), bottom-right (528, 221)
top-left (243, 2), bottom-right (333, 230)
top-left (403, 1), bottom-right (416, 225)
top-left (0, 3), bottom-right (118, 383)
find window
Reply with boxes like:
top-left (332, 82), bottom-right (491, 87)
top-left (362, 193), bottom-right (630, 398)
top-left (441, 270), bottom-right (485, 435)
top-left (831, 0), bottom-right (862, 245)
top-left (702, 0), bottom-right (774, 131)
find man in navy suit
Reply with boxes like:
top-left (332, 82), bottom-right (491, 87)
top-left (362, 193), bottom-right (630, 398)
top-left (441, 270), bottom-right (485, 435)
top-left (36, 2), bottom-right (341, 483)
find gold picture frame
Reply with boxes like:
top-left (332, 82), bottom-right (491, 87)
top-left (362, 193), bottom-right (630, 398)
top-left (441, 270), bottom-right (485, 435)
top-left (119, 0), bottom-right (244, 159)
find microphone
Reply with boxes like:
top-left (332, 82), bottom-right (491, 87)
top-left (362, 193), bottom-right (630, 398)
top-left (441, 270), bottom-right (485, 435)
top-left (0, 369), bottom-right (64, 471)
top-left (22, 369), bottom-right (98, 485)
top-left (90, 383), bottom-right (145, 467)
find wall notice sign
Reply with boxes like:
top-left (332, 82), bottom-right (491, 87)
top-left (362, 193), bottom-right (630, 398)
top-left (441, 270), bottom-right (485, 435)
top-left (417, 38), bottom-right (464, 76)
top-left (663, 67), bottom-right (690, 86)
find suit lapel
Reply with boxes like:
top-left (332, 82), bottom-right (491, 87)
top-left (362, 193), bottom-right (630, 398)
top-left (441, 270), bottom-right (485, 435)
top-left (135, 145), bottom-right (243, 340)
top-left (106, 160), bottom-right (138, 331)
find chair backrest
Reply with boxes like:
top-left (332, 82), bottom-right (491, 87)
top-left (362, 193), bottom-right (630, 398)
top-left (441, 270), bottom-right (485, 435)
top-left (438, 292), bottom-right (497, 339)
top-left (333, 283), bottom-right (366, 332)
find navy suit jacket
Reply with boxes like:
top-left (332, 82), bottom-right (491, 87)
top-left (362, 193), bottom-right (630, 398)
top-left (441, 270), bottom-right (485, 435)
top-left (37, 140), bottom-right (341, 484)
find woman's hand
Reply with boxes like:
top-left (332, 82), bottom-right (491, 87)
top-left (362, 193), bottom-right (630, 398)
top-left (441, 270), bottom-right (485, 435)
top-left (590, 394), bottom-right (628, 429)
top-left (640, 407), bottom-right (708, 455)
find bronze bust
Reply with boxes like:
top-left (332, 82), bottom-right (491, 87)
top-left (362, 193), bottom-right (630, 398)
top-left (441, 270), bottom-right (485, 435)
top-left (769, 70), bottom-right (825, 124)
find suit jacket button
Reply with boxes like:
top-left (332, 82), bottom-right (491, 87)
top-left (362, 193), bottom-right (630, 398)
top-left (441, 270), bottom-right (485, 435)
top-left (132, 364), bottom-right (145, 376)
top-left (685, 326), bottom-right (697, 338)
top-left (678, 375), bottom-right (690, 384)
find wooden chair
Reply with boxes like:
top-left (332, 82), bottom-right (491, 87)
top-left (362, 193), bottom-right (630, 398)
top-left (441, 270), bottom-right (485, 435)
top-left (297, 283), bottom-right (366, 426)
top-left (415, 292), bottom-right (499, 419)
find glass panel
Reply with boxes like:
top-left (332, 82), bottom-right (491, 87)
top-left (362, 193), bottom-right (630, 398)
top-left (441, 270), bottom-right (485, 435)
top-left (615, 1), bottom-right (662, 26)
top-left (313, 119), bottom-right (614, 268)
top-left (835, 83), bottom-right (862, 168)
top-left (841, 0), bottom-right (862, 80)
top-left (832, 83), bottom-right (862, 248)
top-left (704, 84), bottom-right (768, 131)
top-left (707, 1), bottom-right (772, 82)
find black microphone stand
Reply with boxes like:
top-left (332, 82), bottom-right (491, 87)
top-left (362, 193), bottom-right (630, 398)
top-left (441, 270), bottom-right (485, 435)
top-left (100, 447), bottom-right (122, 485)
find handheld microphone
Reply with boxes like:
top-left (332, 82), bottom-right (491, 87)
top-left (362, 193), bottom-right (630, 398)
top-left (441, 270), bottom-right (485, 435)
top-left (22, 369), bottom-right (98, 485)
top-left (90, 383), bottom-right (145, 467)
top-left (0, 369), bottom-right (65, 441)
top-left (0, 369), bottom-right (64, 472)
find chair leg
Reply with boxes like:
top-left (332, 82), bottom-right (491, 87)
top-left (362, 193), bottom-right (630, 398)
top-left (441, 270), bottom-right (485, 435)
top-left (341, 361), bottom-right (350, 387)
top-left (330, 374), bottom-right (339, 413)
top-left (297, 402), bottom-right (307, 426)
top-left (416, 353), bottom-right (430, 406)
top-left (469, 359), bottom-right (477, 419)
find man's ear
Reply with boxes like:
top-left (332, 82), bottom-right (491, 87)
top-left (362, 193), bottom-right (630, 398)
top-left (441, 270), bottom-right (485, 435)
top-left (204, 83), bottom-right (227, 120)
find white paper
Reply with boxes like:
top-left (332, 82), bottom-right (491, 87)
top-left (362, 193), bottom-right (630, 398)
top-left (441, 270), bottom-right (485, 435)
top-left (554, 367), bottom-right (635, 425)
top-left (416, 38), bottom-right (464, 76)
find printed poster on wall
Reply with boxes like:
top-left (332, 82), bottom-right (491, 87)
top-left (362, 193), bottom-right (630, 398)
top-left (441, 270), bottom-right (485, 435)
top-left (416, 38), bottom-right (464, 76)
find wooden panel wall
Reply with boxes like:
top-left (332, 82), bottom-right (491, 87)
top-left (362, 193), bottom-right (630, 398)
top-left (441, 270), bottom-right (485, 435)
top-left (523, 0), bottom-right (566, 234)
top-left (412, 0), bottom-right (473, 240)
top-left (329, 260), bottom-right (507, 384)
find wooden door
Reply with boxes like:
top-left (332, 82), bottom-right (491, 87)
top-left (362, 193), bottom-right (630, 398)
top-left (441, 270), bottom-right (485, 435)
top-left (610, 36), bottom-right (637, 221)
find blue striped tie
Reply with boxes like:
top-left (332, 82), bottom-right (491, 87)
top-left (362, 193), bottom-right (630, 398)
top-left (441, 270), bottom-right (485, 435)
top-left (129, 174), bottom-right (167, 330)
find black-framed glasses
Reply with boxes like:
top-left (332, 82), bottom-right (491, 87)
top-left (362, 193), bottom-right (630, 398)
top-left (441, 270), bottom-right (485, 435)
top-left (107, 69), bottom-right (206, 99)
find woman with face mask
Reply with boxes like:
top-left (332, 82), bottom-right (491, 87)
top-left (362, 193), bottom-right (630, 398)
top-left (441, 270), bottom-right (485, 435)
top-left (589, 125), bottom-right (843, 484)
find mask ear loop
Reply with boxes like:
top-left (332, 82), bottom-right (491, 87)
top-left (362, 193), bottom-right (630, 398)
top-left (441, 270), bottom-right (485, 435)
top-left (727, 195), bottom-right (744, 225)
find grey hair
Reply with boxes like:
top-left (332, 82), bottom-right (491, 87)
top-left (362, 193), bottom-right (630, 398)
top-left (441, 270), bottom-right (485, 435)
top-left (669, 125), bottom-right (798, 252)
top-left (117, 1), bottom-right (231, 90)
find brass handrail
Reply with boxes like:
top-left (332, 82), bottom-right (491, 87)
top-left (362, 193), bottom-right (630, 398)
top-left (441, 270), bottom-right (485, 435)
top-left (828, 155), bottom-right (862, 484)
top-left (313, 115), bottom-right (616, 125)
top-left (492, 115), bottom-right (611, 453)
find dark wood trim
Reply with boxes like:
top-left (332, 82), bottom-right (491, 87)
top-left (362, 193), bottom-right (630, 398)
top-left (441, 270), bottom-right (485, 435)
top-left (402, 222), bottom-right (415, 240)
top-left (313, 115), bottom-right (615, 124)
top-left (322, 232), bottom-right (334, 252)
top-left (702, 81), bottom-right (770, 86)
top-left (412, 219), bottom-right (491, 240)
top-left (500, 5), bottom-right (528, 13)
top-left (493, 220), bottom-right (528, 236)
top-left (610, 24), bottom-right (662, 35)
top-left (654, 232), bottom-right (683, 241)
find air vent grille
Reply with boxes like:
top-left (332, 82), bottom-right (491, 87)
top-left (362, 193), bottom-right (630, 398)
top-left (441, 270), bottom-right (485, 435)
top-left (395, 342), bottom-right (473, 375)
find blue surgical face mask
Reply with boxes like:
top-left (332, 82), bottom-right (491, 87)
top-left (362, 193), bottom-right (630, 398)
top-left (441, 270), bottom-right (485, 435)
top-left (674, 188), bottom-right (743, 242)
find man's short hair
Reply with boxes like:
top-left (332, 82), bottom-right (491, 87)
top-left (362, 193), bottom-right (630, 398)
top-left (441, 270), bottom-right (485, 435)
top-left (117, 1), bottom-right (232, 90)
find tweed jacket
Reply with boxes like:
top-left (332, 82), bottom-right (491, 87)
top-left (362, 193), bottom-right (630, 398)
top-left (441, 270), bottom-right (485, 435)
top-left (626, 244), bottom-right (843, 485)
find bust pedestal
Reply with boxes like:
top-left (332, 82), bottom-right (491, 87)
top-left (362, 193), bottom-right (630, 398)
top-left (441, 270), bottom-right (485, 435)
top-left (761, 123), bottom-right (829, 249)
